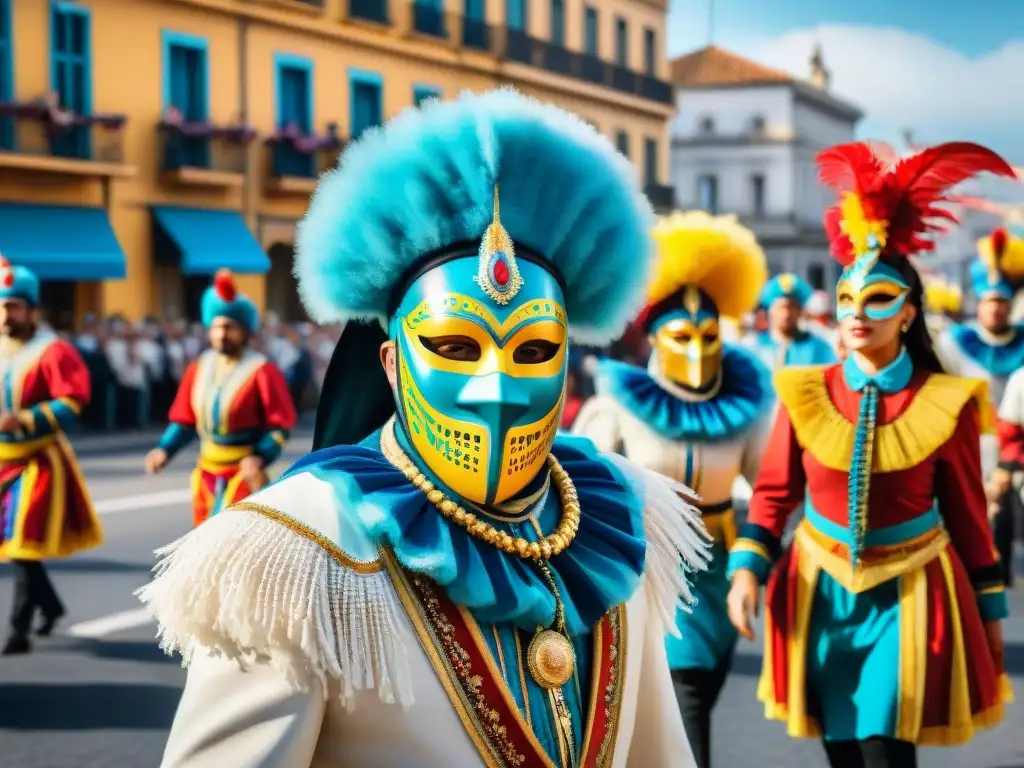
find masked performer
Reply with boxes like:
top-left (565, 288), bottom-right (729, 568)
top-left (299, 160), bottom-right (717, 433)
top-left (144, 270), bottom-right (296, 527)
top-left (140, 89), bottom-right (710, 767)
top-left (727, 141), bottom-right (1016, 768)
top-left (939, 227), bottom-right (1024, 583)
top-left (573, 211), bottom-right (774, 768)
top-left (0, 259), bottom-right (101, 655)
top-left (749, 273), bottom-right (837, 371)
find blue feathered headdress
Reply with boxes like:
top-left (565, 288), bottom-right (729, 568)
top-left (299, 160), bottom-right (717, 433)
top-left (200, 269), bottom-right (260, 332)
top-left (0, 258), bottom-right (40, 305)
top-left (760, 272), bottom-right (813, 309)
top-left (295, 88), bottom-right (655, 345)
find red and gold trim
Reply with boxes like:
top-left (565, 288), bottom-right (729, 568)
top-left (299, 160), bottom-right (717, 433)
top-left (385, 551), bottom-right (627, 768)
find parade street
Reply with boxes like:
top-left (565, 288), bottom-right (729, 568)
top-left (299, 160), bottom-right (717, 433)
top-left (0, 431), bottom-right (1022, 768)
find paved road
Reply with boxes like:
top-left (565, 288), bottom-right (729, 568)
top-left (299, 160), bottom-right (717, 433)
top-left (0, 433), bottom-right (1022, 767)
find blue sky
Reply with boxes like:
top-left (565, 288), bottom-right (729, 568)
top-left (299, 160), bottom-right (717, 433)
top-left (667, 1), bottom-right (1024, 169)
top-left (669, 0), bottom-right (1024, 57)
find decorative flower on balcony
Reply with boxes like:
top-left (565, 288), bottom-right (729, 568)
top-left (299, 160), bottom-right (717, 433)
top-left (0, 92), bottom-right (129, 132)
top-left (160, 107), bottom-right (258, 145)
top-left (267, 121), bottom-right (345, 155)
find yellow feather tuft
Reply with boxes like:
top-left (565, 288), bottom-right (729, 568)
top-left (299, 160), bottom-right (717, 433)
top-left (839, 192), bottom-right (888, 254)
top-left (922, 277), bottom-right (951, 314)
top-left (945, 283), bottom-right (962, 314)
top-left (977, 229), bottom-right (1024, 282)
top-left (648, 211), bottom-right (768, 318)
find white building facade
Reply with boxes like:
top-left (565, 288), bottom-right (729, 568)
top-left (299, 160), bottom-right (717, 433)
top-left (669, 46), bottom-right (863, 291)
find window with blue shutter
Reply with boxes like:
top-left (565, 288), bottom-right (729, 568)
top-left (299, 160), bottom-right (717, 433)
top-left (584, 7), bottom-right (598, 56)
top-left (615, 130), bottom-right (629, 158)
top-left (614, 17), bottom-right (627, 66)
top-left (463, 0), bottom-right (488, 50)
top-left (413, 84), bottom-right (441, 107)
top-left (275, 54), bottom-right (315, 178)
top-left (162, 31), bottom-right (209, 169)
top-left (643, 137), bottom-right (657, 187)
top-left (643, 27), bottom-right (656, 75)
top-left (0, 0), bottom-right (12, 150)
top-left (550, 0), bottom-right (565, 45)
top-left (507, 0), bottom-right (527, 31)
top-left (349, 69), bottom-right (383, 140)
top-left (50, 1), bottom-right (92, 160)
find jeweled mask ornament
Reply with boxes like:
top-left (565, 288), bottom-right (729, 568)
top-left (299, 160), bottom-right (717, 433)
top-left (389, 187), bottom-right (568, 506)
top-left (650, 285), bottom-right (722, 391)
top-left (834, 198), bottom-right (910, 323)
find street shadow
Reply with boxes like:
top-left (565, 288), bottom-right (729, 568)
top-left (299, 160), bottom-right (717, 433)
top-left (731, 651), bottom-right (763, 677)
top-left (0, 558), bottom-right (153, 576)
top-left (62, 638), bottom-right (175, 665)
top-left (0, 683), bottom-right (181, 730)
top-left (1004, 641), bottom-right (1024, 676)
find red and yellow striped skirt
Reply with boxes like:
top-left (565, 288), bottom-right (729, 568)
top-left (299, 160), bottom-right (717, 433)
top-left (0, 435), bottom-right (102, 561)
top-left (760, 520), bottom-right (1012, 746)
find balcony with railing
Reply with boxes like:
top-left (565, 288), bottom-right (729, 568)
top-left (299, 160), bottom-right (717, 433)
top-left (462, 17), bottom-right (491, 50)
top-left (492, 32), bottom-right (674, 105)
top-left (265, 123), bottom-right (346, 195)
top-left (348, 0), bottom-right (390, 25)
top-left (157, 114), bottom-right (258, 188)
top-left (0, 97), bottom-right (131, 177)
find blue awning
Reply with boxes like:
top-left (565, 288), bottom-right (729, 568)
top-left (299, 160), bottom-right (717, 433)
top-left (0, 202), bottom-right (126, 280)
top-left (152, 206), bottom-right (271, 275)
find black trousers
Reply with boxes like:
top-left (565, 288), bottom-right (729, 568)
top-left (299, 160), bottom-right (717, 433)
top-left (671, 654), bottom-right (733, 768)
top-left (823, 737), bottom-right (917, 768)
top-left (8, 559), bottom-right (63, 636)
top-left (993, 484), bottom-right (1019, 586)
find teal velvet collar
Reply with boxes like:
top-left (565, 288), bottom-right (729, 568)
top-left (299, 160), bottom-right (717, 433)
top-left (284, 432), bottom-right (647, 636)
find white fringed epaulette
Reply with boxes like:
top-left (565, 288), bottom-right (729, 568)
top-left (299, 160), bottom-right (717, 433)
top-left (136, 471), bottom-right (414, 711)
top-left (604, 452), bottom-right (713, 637)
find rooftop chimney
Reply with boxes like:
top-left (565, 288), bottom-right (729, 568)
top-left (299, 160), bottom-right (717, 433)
top-left (809, 44), bottom-right (830, 90)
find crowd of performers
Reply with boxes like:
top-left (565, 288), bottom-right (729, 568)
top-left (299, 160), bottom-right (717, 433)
top-left (2, 88), bottom-right (1019, 768)
top-left (1, 266), bottom-right (297, 655)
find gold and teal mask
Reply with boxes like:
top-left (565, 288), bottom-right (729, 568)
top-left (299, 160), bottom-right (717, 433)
top-left (836, 235), bottom-right (910, 322)
top-left (648, 285), bottom-right (722, 391)
top-left (389, 191), bottom-right (568, 506)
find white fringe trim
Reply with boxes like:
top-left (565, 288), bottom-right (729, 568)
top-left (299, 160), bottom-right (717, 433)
top-left (605, 453), bottom-right (713, 637)
top-left (136, 510), bottom-right (413, 711)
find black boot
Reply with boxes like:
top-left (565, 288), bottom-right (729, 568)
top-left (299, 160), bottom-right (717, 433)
top-left (37, 608), bottom-right (65, 637)
top-left (1, 634), bottom-right (31, 655)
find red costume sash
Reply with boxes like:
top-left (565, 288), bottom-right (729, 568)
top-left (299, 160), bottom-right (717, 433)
top-left (387, 555), bottom-right (627, 768)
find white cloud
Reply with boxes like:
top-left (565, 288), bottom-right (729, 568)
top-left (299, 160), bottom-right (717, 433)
top-left (749, 25), bottom-right (1024, 164)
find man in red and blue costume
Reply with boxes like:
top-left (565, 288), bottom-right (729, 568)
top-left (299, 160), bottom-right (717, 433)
top-left (145, 270), bottom-right (296, 527)
top-left (726, 141), bottom-right (1015, 767)
top-left (0, 258), bottom-right (101, 655)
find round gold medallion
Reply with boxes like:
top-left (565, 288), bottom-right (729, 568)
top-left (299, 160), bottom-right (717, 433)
top-left (527, 629), bottom-right (576, 689)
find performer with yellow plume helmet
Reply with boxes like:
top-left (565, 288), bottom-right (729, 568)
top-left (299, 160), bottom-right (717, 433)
top-left (573, 211), bottom-right (774, 768)
top-left (922, 274), bottom-right (952, 338)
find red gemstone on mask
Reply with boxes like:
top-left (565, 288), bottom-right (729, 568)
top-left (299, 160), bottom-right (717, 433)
top-left (493, 258), bottom-right (510, 287)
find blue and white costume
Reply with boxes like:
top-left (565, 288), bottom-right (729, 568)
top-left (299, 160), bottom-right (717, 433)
top-left (140, 89), bottom-right (709, 768)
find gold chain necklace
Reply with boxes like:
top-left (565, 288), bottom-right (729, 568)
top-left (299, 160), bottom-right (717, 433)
top-left (379, 422), bottom-right (579, 694)
top-left (379, 424), bottom-right (581, 560)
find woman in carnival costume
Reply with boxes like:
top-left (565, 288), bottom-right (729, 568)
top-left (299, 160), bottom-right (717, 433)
top-left (727, 141), bottom-right (1016, 768)
top-left (572, 211), bottom-right (775, 768)
top-left (140, 88), bottom-right (710, 767)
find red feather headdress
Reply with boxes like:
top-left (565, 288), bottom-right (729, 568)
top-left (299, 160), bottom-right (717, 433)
top-left (816, 141), bottom-right (1016, 267)
top-left (213, 269), bottom-right (238, 302)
